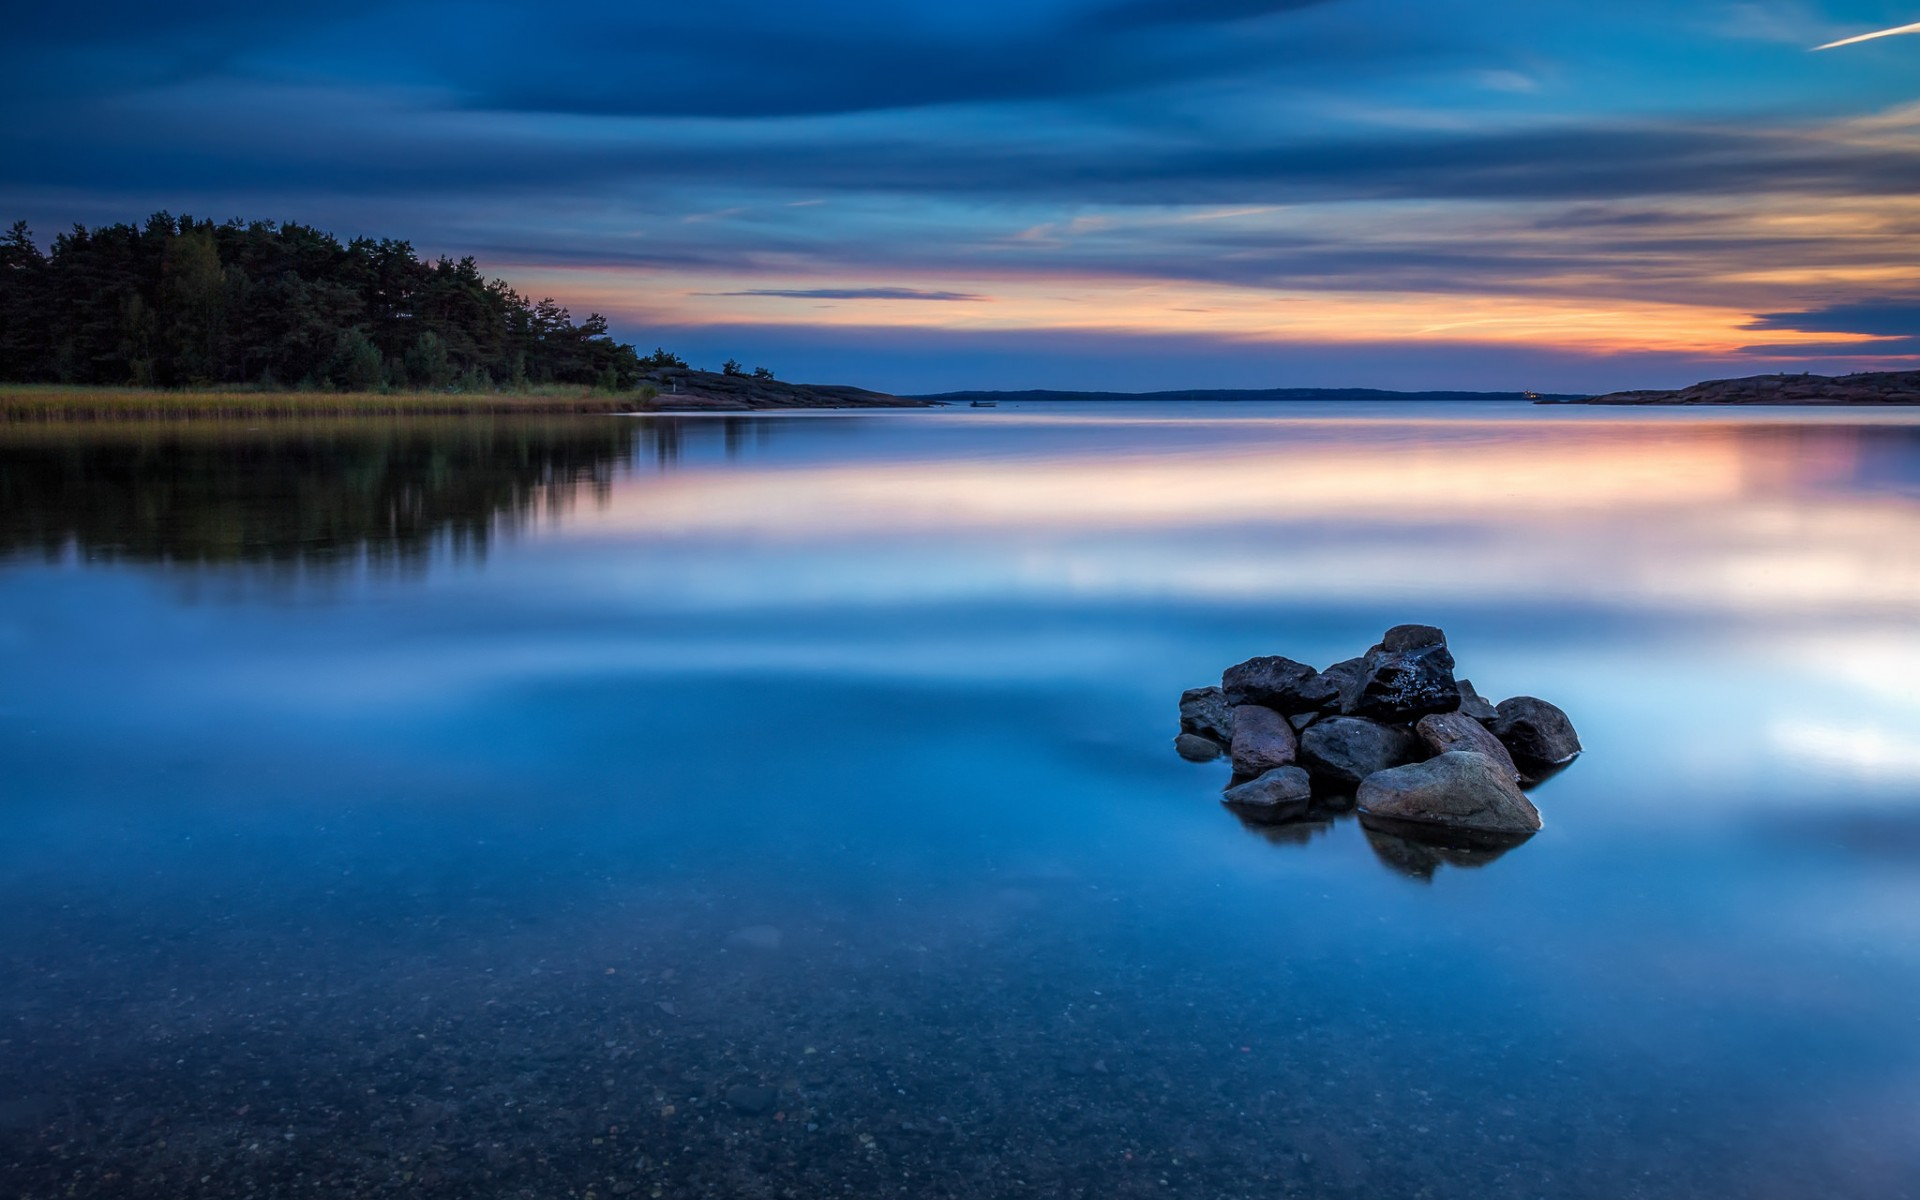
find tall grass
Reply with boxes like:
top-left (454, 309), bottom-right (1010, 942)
top-left (0, 384), bottom-right (656, 422)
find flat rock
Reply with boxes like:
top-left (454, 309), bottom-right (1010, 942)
top-left (1288, 711), bottom-right (1318, 732)
top-left (1179, 686), bottom-right (1236, 744)
top-left (1415, 711), bottom-right (1521, 782)
top-left (1221, 766), bottom-right (1313, 824)
top-left (1229, 705), bottom-right (1298, 776)
top-left (1341, 629), bottom-right (1460, 721)
top-left (1356, 751), bottom-right (1541, 837)
top-left (1221, 657), bottom-right (1338, 713)
top-left (1298, 716), bottom-right (1422, 787)
top-left (1174, 733), bottom-right (1224, 763)
top-left (1454, 678), bottom-right (1498, 723)
top-left (1491, 696), bottom-right (1582, 765)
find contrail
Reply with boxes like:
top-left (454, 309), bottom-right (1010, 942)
top-left (1814, 20), bottom-right (1920, 50)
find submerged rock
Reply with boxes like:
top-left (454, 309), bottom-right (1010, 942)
top-left (1356, 751), bottom-right (1541, 838)
top-left (725, 1084), bottom-right (779, 1115)
top-left (1298, 716), bottom-right (1422, 787)
top-left (1491, 696), bottom-right (1582, 765)
top-left (1341, 627), bottom-right (1460, 721)
top-left (1179, 686), bottom-right (1236, 745)
top-left (1229, 705), bottom-right (1298, 776)
top-left (1415, 711), bottom-right (1520, 781)
top-left (1221, 656), bottom-right (1338, 713)
top-left (1221, 766), bottom-right (1313, 824)
top-left (1174, 733), bottom-right (1225, 763)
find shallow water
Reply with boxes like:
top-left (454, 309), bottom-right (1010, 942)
top-left (3, 403), bottom-right (1919, 1199)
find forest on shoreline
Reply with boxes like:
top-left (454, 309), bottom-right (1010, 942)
top-left (0, 215), bottom-right (675, 393)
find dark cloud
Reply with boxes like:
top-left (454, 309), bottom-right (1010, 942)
top-left (715, 288), bottom-right (987, 301)
top-left (1741, 298), bottom-right (1920, 357)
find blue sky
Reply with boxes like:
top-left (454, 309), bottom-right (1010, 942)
top-left (3, 0), bottom-right (1918, 391)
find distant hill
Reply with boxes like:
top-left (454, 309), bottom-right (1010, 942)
top-left (1553, 370), bottom-right (1920, 406)
top-left (912, 387), bottom-right (1589, 404)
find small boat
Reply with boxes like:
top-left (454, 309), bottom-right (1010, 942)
top-left (970, 399), bottom-right (998, 408)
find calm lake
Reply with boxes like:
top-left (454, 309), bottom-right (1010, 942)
top-left (3, 403), bottom-right (1919, 1199)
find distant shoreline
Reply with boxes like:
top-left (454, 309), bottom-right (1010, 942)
top-left (914, 387), bottom-right (1582, 405)
top-left (1544, 369), bottom-right (1920, 406)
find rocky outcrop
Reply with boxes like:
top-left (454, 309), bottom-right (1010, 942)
top-left (1222, 767), bottom-right (1313, 824)
top-left (1229, 705), bottom-right (1298, 777)
top-left (1415, 711), bottom-right (1520, 781)
top-left (1174, 733), bottom-right (1224, 763)
top-left (641, 368), bottom-right (934, 411)
top-left (1221, 656), bottom-right (1338, 711)
top-left (1356, 752), bottom-right (1542, 840)
top-left (1298, 717), bottom-right (1421, 787)
top-left (1339, 625), bottom-right (1460, 721)
top-left (1174, 625), bottom-right (1579, 868)
top-left (1178, 686), bottom-right (1236, 746)
top-left (1490, 697), bottom-right (1582, 766)
top-left (1558, 369), bottom-right (1920, 407)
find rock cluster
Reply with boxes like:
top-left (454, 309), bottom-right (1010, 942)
top-left (1177, 626), bottom-right (1580, 847)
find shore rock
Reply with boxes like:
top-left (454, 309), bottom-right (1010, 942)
top-left (1288, 711), bottom-right (1318, 732)
top-left (1318, 657), bottom-right (1367, 711)
top-left (1222, 767), bottom-right (1314, 824)
top-left (1221, 656), bottom-right (1338, 713)
top-left (1356, 751), bottom-right (1541, 837)
top-left (1230, 705), bottom-right (1298, 776)
top-left (1491, 696), bottom-right (1582, 765)
top-left (1415, 711), bottom-right (1520, 781)
top-left (1174, 733), bottom-right (1224, 763)
top-left (1179, 686), bottom-right (1236, 744)
top-left (1454, 678), bottom-right (1498, 723)
top-left (1339, 627), bottom-right (1460, 721)
top-left (1298, 716), bottom-right (1422, 787)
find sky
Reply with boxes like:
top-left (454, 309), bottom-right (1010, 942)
top-left (3, 1), bottom-right (1919, 393)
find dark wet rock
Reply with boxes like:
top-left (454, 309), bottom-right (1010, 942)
top-left (1229, 705), bottom-right (1298, 776)
top-left (1174, 733), bottom-right (1225, 763)
top-left (1415, 711), bottom-right (1520, 782)
top-left (725, 1084), bottom-right (778, 1115)
top-left (1356, 751), bottom-right (1541, 837)
top-left (1375, 624), bottom-right (1447, 654)
top-left (1317, 657), bottom-right (1368, 712)
top-left (1220, 656), bottom-right (1337, 713)
top-left (1222, 766), bottom-right (1313, 824)
top-left (1297, 716), bottom-right (1422, 787)
top-left (1178, 686), bottom-right (1236, 744)
top-left (1454, 678), bottom-right (1498, 723)
top-left (1288, 711), bottom-right (1318, 732)
top-left (1491, 696), bottom-right (1582, 765)
top-left (1341, 630), bottom-right (1460, 721)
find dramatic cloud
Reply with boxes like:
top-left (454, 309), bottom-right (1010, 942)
top-left (4, 0), bottom-right (1918, 389)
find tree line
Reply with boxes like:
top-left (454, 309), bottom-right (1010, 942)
top-left (0, 214), bottom-right (688, 391)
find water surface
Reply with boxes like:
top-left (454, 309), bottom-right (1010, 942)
top-left (4, 404), bottom-right (1919, 1198)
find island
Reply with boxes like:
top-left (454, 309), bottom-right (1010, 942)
top-left (1544, 369), bottom-right (1920, 406)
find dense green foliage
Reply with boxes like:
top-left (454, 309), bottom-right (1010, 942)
top-left (0, 214), bottom-right (650, 391)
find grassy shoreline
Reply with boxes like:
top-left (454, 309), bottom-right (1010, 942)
top-left (0, 384), bottom-right (652, 422)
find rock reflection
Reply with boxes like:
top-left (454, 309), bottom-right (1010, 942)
top-left (1359, 820), bottom-right (1533, 882)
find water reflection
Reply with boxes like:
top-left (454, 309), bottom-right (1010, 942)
top-left (5, 405), bottom-right (1920, 1199)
